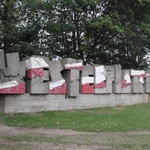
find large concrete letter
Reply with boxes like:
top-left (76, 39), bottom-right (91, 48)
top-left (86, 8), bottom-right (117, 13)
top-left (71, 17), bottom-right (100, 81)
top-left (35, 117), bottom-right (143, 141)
top-left (81, 65), bottom-right (94, 94)
top-left (49, 60), bottom-right (66, 94)
top-left (113, 65), bottom-right (121, 93)
top-left (121, 70), bottom-right (131, 93)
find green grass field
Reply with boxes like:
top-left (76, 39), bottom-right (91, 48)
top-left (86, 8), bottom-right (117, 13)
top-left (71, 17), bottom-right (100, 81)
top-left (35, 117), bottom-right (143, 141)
top-left (0, 103), bottom-right (150, 132)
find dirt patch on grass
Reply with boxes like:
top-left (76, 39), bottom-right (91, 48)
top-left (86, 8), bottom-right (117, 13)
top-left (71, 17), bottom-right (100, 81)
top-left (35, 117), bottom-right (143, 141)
top-left (0, 125), bottom-right (150, 150)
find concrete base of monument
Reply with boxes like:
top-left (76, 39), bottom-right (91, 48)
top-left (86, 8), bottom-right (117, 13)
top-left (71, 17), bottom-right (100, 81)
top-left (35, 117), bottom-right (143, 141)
top-left (0, 93), bottom-right (149, 113)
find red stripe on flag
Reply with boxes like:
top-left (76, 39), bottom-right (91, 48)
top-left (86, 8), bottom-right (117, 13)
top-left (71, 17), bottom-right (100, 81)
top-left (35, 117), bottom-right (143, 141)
top-left (81, 83), bottom-right (94, 94)
top-left (121, 80), bottom-right (131, 88)
top-left (50, 82), bottom-right (66, 94)
top-left (0, 82), bottom-right (25, 94)
top-left (65, 66), bottom-right (83, 70)
top-left (94, 81), bottom-right (106, 88)
top-left (26, 68), bottom-right (44, 79)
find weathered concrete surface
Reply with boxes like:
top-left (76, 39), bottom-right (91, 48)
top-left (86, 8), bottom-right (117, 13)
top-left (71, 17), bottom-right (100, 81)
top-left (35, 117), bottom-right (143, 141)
top-left (6, 53), bottom-right (20, 76)
top-left (113, 65), bottom-right (121, 93)
top-left (0, 95), bottom-right (5, 112)
top-left (0, 93), bottom-right (148, 113)
top-left (0, 51), bottom-right (6, 68)
top-left (62, 69), bottom-right (80, 97)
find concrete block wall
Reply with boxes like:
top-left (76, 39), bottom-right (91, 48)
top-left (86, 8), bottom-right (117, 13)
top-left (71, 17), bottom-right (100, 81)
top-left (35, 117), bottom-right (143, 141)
top-left (121, 70), bottom-right (131, 93)
top-left (1, 93), bottom-right (148, 113)
top-left (0, 52), bottom-right (25, 94)
top-left (49, 60), bottom-right (66, 94)
top-left (0, 52), bottom-right (150, 113)
top-left (1, 53), bottom-right (150, 96)
top-left (81, 65), bottom-right (94, 94)
top-left (0, 53), bottom-right (150, 96)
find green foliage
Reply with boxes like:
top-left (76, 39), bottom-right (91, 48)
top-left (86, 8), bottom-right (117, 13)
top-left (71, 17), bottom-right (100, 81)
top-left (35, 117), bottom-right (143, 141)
top-left (0, 0), bottom-right (150, 68)
top-left (0, 0), bottom-right (43, 59)
top-left (1, 103), bottom-right (150, 132)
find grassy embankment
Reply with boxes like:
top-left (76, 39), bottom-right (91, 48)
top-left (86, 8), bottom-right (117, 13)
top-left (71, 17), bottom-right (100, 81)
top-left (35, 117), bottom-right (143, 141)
top-left (0, 103), bottom-right (150, 132)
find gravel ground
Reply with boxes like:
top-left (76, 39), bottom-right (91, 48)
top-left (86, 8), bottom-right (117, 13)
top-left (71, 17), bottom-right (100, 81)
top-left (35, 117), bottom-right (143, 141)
top-left (0, 125), bottom-right (150, 150)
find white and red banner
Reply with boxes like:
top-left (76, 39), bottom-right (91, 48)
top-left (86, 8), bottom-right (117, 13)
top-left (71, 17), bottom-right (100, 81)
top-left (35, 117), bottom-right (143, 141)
top-left (131, 70), bottom-right (145, 84)
top-left (94, 66), bottom-right (106, 88)
top-left (0, 81), bottom-right (25, 94)
top-left (121, 73), bottom-right (131, 88)
top-left (25, 57), bottom-right (49, 79)
top-left (64, 62), bottom-right (83, 70)
top-left (49, 79), bottom-right (66, 94)
top-left (81, 76), bottom-right (94, 94)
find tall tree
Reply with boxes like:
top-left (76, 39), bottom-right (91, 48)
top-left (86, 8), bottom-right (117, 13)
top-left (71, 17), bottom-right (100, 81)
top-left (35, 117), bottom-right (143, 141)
top-left (43, 0), bottom-right (101, 61)
top-left (85, 0), bottom-right (150, 69)
top-left (44, 0), bottom-right (150, 69)
top-left (0, 0), bottom-right (149, 69)
top-left (0, 0), bottom-right (44, 59)
top-left (0, 0), bottom-right (19, 55)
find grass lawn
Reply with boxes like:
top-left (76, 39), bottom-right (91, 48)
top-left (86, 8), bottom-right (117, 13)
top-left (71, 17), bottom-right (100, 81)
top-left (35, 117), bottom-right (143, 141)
top-left (0, 103), bottom-right (150, 132)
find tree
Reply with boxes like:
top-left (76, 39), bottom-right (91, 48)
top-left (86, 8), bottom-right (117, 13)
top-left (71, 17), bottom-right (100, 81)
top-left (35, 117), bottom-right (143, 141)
top-left (0, 0), bottom-right (19, 54)
top-left (43, 0), bottom-right (101, 61)
top-left (44, 0), bottom-right (150, 69)
top-left (0, 0), bottom-right (44, 60)
top-left (1, 0), bottom-right (149, 69)
top-left (85, 0), bottom-right (150, 69)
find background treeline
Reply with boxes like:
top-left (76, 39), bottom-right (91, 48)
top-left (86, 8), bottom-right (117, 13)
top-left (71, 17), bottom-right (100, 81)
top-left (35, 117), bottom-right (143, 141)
top-left (0, 0), bottom-right (150, 69)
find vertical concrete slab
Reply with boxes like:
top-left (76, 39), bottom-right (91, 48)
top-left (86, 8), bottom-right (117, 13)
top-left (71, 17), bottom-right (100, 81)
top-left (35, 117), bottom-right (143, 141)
top-left (138, 82), bottom-right (144, 93)
top-left (26, 76), bottom-right (49, 94)
top-left (131, 76), bottom-right (139, 93)
top-left (106, 66), bottom-right (114, 93)
top-left (60, 58), bottom-right (83, 70)
top-left (113, 65), bottom-right (121, 93)
top-left (49, 60), bottom-right (63, 81)
top-left (62, 69), bottom-right (80, 97)
top-left (19, 61), bottom-right (26, 77)
top-left (81, 65), bottom-right (94, 94)
top-left (131, 69), bottom-right (145, 93)
top-left (121, 70), bottom-right (131, 93)
top-left (94, 65), bottom-right (107, 94)
top-left (0, 51), bottom-right (6, 68)
top-left (6, 52), bottom-right (20, 76)
top-left (0, 74), bottom-right (2, 83)
top-left (145, 77), bottom-right (150, 93)
top-left (145, 71), bottom-right (150, 93)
